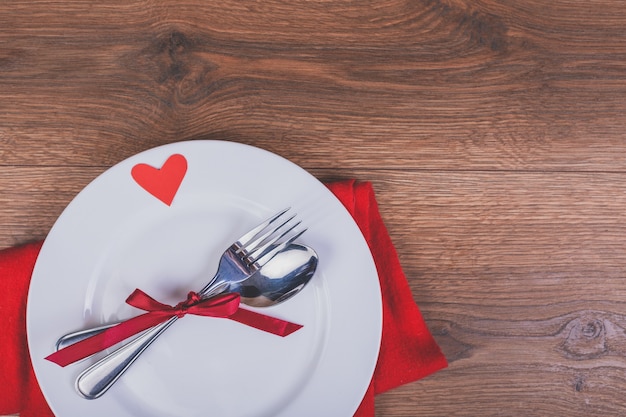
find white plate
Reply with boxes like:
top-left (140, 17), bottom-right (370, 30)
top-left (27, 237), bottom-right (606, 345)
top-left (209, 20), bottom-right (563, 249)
top-left (27, 140), bottom-right (382, 417)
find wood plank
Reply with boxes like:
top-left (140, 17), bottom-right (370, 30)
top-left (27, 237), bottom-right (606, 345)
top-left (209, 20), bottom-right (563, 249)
top-left (351, 170), bottom-right (626, 416)
top-left (1, 1), bottom-right (626, 170)
top-left (3, 0), bottom-right (626, 416)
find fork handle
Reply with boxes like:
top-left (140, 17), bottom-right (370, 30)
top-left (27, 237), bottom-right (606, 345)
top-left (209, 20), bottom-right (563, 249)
top-left (75, 316), bottom-right (178, 399)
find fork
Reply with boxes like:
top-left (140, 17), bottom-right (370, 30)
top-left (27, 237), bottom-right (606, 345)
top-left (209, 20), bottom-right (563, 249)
top-left (75, 208), bottom-right (305, 399)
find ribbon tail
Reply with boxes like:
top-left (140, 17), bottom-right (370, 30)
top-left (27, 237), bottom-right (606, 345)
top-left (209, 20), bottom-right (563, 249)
top-left (229, 308), bottom-right (303, 337)
top-left (45, 312), bottom-right (172, 367)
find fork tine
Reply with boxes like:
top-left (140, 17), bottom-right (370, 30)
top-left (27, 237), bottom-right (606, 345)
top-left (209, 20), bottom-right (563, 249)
top-left (238, 214), bottom-right (296, 254)
top-left (246, 219), bottom-right (302, 261)
top-left (253, 228), bottom-right (308, 267)
top-left (235, 208), bottom-right (290, 249)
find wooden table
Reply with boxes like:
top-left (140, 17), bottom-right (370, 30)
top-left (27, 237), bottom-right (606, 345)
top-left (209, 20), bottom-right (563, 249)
top-left (2, 1), bottom-right (626, 416)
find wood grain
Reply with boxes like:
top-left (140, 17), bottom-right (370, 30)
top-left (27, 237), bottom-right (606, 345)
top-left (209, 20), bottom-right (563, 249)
top-left (2, 0), bottom-right (626, 416)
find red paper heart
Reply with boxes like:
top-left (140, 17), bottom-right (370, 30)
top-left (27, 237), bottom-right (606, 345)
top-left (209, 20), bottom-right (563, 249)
top-left (131, 154), bottom-right (187, 206)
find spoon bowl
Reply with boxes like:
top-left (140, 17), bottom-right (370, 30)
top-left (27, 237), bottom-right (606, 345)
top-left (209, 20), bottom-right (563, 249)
top-left (234, 243), bottom-right (318, 307)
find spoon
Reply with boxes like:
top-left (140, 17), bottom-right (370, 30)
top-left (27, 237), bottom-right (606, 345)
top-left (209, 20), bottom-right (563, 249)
top-left (72, 243), bottom-right (318, 399)
top-left (56, 243), bottom-right (318, 350)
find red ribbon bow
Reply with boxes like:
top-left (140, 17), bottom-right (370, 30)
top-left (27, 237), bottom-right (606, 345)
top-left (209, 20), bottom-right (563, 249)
top-left (45, 289), bottom-right (303, 367)
top-left (128, 289), bottom-right (241, 320)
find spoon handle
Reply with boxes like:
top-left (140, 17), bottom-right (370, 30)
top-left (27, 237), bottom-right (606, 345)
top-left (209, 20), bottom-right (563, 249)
top-left (56, 323), bottom-right (118, 352)
top-left (75, 316), bottom-right (177, 399)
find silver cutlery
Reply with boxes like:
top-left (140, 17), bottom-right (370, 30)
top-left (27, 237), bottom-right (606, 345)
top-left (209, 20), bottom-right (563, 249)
top-left (56, 243), bottom-right (318, 350)
top-left (74, 208), bottom-right (311, 399)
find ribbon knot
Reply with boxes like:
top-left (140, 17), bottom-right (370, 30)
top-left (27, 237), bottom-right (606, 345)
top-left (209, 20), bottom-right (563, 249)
top-left (46, 288), bottom-right (303, 367)
top-left (173, 291), bottom-right (203, 318)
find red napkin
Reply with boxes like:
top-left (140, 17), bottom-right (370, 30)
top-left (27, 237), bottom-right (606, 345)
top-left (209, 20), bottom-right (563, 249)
top-left (0, 180), bottom-right (446, 417)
